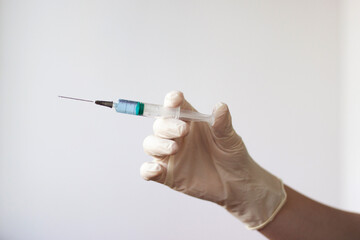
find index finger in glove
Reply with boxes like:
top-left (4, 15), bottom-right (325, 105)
top-left (153, 118), bottom-right (190, 139)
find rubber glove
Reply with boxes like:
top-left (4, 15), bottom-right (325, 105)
top-left (141, 91), bottom-right (286, 229)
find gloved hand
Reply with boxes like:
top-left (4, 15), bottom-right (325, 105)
top-left (141, 91), bottom-right (287, 229)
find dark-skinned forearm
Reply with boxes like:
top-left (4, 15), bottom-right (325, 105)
top-left (259, 185), bottom-right (360, 240)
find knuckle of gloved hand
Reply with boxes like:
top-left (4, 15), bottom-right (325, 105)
top-left (162, 139), bottom-right (179, 155)
top-left (175, 120), bottom-right (190, 136)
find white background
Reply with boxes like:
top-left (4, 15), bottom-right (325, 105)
top-left (340, 0), bottom-right (360, 213)
top-left (0, 1), bottom-right (358, 239)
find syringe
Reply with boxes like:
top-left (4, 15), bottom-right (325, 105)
top-left (58, 96), bottom-right (214, 124)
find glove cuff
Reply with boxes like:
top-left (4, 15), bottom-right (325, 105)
top-left (247, 181), bottom-right (287, 230)
top-left (225, 176), bottom-right (287, 230)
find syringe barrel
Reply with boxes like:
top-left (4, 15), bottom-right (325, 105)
top-left (144, 103), bottom-right (214, 124)
top-left (114, 99), bottom-right (180, 118)
top-left (143, 103), bottom-right (181, 119)
top-left (113, 99), bottom-right (213, 124)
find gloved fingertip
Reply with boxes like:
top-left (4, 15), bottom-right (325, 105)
top-left (164, 91), bottom-right (184, 108)
top-left (212, 102), bottom-right (229, 124)
top-left (211, 102), bottom-right (232, 136)
top-left (213, 102), bottom-right (228, 115)
top-left (140, 162), bottom-right (164, 181)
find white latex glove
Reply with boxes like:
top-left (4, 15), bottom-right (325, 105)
top-left (141, 91), bottom-right (286, 229)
